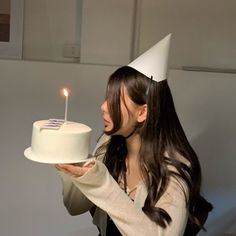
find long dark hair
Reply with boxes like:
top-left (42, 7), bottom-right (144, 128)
top-left (96, 66), bottom-right (212, 229)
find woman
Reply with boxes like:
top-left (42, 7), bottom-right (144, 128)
top-left (56, 35), bottom-right (212, 236)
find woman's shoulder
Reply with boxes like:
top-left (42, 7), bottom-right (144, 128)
top-left (97, 133), bottom-right (111, 146)
top-left (164, 150), bottom-right (191, 196)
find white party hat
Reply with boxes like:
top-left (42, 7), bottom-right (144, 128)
top-left (128, 34), bottom-right (171, 82)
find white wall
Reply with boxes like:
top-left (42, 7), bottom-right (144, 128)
top-left (21, 0), bottom-right (236, 70)
top-left (22, 0), bottom-right (134, 65)
top-left (80, 0), bottom-right (134, 65)
top-left (0, 58), bottom-right (235, 236)
top-left (0, 59), bottom-right (116, 236)
top-left (139, 0), bottom-right (236, 69)
top-left (23, 0), bottom-right (79, 62)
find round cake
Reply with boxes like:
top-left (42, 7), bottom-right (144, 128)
top-left (24, 120), bottom-right (92, 164)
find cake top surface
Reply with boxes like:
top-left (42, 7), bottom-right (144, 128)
top-left (34, 120), bottom-right (92, 133)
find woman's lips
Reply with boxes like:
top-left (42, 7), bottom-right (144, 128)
top-left (103, 118), bottom-right (110, 127)
top-left (104, 120), bottom-right (109, 125)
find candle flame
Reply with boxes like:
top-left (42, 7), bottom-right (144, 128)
top-left (63, 88), bottom-right (69, 97)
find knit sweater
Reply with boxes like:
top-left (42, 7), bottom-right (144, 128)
top-left (58, 137), bottom-right (188, 236)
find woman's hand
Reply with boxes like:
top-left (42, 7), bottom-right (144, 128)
top-left (55, 160), bottom-right (95, 177)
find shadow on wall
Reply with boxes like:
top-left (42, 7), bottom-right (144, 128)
top-left (210, 207), bottom-right (236, 236)
top-left (192, 120), bottom-right (236, 189)
top-left (191, 121), bottom-right (236, 236)
top-left (216, 207), bottom-right (236, 236)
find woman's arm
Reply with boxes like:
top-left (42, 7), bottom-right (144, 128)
top-left (58, 170), bottom-right (94, 215)
top-left (68, 160), bottom-right (188, 236)
top-left (56, 134), bottom-right (109, 216)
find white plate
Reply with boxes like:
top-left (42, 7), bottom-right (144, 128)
top-left (24, 147), bottom-right (95, 164)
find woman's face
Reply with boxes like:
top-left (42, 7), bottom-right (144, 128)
top-left (101, 86), bottom-right (147, 137)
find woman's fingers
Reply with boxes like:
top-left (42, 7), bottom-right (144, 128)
top-left (55, 162), bottom-right (95, 177)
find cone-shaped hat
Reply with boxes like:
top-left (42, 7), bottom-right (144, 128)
top-left (128, 34), bottom-right (171, 82)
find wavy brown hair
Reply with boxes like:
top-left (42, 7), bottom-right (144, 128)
top-left (96, 66), bottom-right (212, 229)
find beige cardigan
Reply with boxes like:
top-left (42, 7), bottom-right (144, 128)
top-left (58, 136), bottom-right (188, 236)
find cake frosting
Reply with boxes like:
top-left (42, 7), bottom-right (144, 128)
top-left (24, 120), bottom-right (92, 164)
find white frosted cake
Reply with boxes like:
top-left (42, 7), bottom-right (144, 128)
top-left (24, 119), bottom-right (92, 164)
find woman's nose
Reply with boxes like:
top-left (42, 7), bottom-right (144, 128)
top-left (101, 100), bottom-right (107, 113)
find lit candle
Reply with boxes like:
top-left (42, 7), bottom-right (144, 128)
top-left (63, 88), bottom-right (69, 123)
